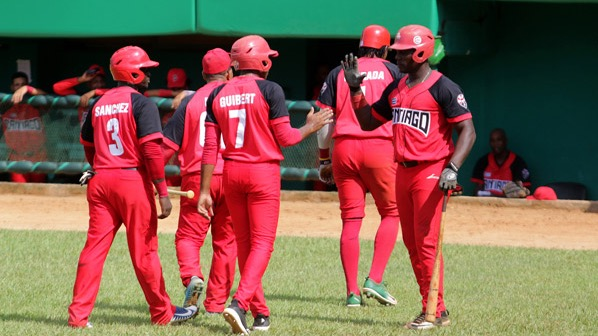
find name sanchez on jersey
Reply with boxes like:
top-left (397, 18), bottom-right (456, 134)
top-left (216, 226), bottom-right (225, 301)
top-left (94, 103), bottom-right (130, 117)
top-left (392, 108), bottom-right (430, 136)
top-left (219, 93), bottom-right (256, 108)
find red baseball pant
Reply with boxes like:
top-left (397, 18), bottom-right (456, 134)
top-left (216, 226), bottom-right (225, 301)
top-left (224, 160), bottom-right (280, 318)
top-left (68, 169), bottom-right (175, 327)
top-left (395, 160), bottom-right (447, 316)
top-left (175, 173), bottom-right (236, 313)
top-left (332, 137), bottom-right (399, 295)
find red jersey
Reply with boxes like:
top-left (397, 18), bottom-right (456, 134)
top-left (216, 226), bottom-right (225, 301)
top-left (317, 57), bottom-right (402, 139)
top-left (1, 104), bottom-right (47, 161)
top-left (163, 81), bottom-right (226, 176)
top-left (471, 151), bottom-right (531, 196)
top-left (371, 70), bottom-right (472, 162)
top-left (205, 75), bottom-right (290, 163)
top-left (80, 86), bottom-right (163, 169)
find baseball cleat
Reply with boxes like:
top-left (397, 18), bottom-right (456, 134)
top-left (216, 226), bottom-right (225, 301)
top-left (346, 292), bottom-right (363, 307)
top-left (183, 276), bottom-right (204, 308)
top-left (404, 312), bottom-right (435, 330)
top-left (362, 277), bottom-right (397, 306)
top-left (223, 300), bottom-right (249, 335)
top-left (404, 310), bottom-right (450, 330)
top-left (251, 314), bottom-right (271, 331)
top-left (169, 305), bottom-right (198, 325)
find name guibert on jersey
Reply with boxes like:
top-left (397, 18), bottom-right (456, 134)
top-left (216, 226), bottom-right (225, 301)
top-left (219, 93), bottom-right (256, 107)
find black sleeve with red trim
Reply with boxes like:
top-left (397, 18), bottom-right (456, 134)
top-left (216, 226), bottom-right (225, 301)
top-left (316, 66), bottom-right (341, 109)
top-left (162, 93), bottom-right (193, 148)
top-left (510, 154), bottom-right (531, 186)
top-left (471, 155), bottom-right (488, 184)
top-left (131, 93), bottom-right (163, 138)
top-left (371, 80), bottom-right (400, 121)
top-left (80, 99), bottom-right (99, 144)
top-left (256, 80), bottom-right (289, 120)
top-left (205, 83), bottom-right (226, 124)
top-left (429, 76), bottom-right (471, 119)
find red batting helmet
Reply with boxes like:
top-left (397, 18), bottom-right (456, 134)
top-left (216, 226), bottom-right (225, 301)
top-left (230, 35), bottom-right (279, 72)
top-left (110, 46), bottom-right (159, 84)
top-left (390, 25), bottom-right (435, 63)
top-left (359, 25), bottom-right (391, 49)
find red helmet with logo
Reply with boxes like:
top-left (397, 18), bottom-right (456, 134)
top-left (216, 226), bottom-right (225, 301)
top-left (359, 25), bottom-right (391, 49)
top-left (230, 35), bottom-right (279, 72)
top-left (390, 25), bottom-right (435, 63)
top-left (110, 46), bottom-right (159, 84)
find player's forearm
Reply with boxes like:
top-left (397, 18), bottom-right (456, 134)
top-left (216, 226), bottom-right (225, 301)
top-left (83, 145), bottom-right (95, 166)
top-left (350, 91), bottom-right (379, 131)
top-left (53, 78), bottom-right (79, 95)
top-left (317, 123), bottom-right (333, 150)
top-left (449, 119), bottom-right (476, 168)
top-left (199, 164), bottom-right (215, 194)
top-left (141, 140), bottom-right (168, 197)
top-left (272, 119), bottom-right (303, 147)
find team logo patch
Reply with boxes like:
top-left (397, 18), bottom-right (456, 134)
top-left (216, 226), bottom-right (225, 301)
top-left (320, 82), bottom-right (328, 95)
top-left (457, 94), bottom-right (468, 109)
top-left (391, 97), bottom-right (397, 105)
top-left (413, 35), bottom-right (422, 45)
top-left (391, 108), bottom-right (430, 136)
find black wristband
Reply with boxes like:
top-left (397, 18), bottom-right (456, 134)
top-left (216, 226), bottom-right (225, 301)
top-left (349, 86), bottom-right (362, 94)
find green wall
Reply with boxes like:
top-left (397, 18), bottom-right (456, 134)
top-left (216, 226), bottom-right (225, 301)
top-left (0, 1), bottom-right (437, 38)
top-left (439, 1), bottom-right (598, 199)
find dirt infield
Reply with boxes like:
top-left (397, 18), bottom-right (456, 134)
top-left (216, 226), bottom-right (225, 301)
top-left (1, 182), bottom-right (596, 250)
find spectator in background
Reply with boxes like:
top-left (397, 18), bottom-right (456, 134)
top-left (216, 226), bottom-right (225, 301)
top-left (144, 68), bottom-right (189, 102)
top-left (53, 65), bottom-right (109, 123)
top-left (1, 72), bottom-right (48, 183)
top-left (471, 128), bottom-right (531, 197)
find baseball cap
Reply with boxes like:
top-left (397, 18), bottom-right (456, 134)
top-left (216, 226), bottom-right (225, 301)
top-left (526, 186), bottom-right (557, 200)
top-left (202, 48), bottom-right (232, 75)
top-left (167, 68), bottom-right (187, 89)
top-left (86, 64), bottom-right (106, 76)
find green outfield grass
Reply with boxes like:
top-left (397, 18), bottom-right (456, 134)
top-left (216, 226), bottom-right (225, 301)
top-left (0, 229), bottom-right (596, 335)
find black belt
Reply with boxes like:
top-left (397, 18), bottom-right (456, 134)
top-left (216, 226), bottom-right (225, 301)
top-left (399, 161), bottom-right (419, 168)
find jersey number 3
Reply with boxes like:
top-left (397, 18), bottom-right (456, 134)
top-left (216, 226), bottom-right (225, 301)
top-left (107, 118), bottom-right (124, 156)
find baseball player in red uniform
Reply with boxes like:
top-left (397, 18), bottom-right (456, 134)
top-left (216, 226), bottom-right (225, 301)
top-left (162, 48), bottom-right (236, 315)
top-left (342, 25), bottom-right (476, 329)
top-left (316, 24), bottom-right (401, 307)
top-left (68, 46), bottom-right (197, 328)
top-left (53, 65), bottom-right (109, 124)
top-left (2, 72), bottom-right (48, 183)
top-left (196, 35), bottom-right (334, 335)
top-left (471, 128), bottom-right (531, 196)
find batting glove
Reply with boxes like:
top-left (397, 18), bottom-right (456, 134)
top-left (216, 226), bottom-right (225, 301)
top-left (341, 53), bottom-right (365, 92)
top-left (439, 162), bottom-right (458, 191)
top-left (79, 170), bottom-right (95, 186)
top-left (318, 158), bottom-right (334, 185)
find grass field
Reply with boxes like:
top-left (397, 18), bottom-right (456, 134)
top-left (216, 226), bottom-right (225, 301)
top-left (0, 229), bottom-right (596, 335)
